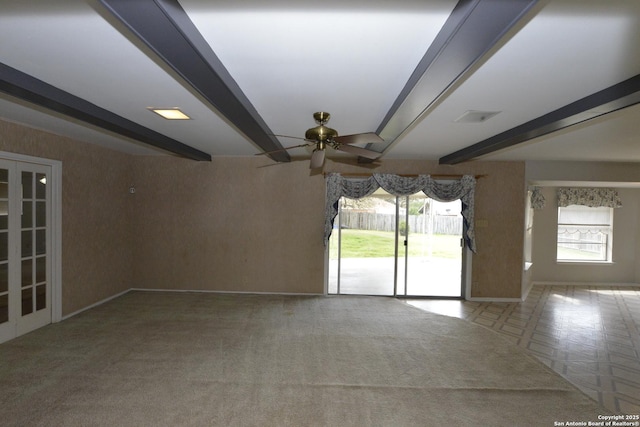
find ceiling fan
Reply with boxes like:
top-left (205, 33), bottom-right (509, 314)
top-left (257, 112), bottom-right (384, 168)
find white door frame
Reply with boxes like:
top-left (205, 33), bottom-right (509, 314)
top-left (0, 150), bottom-right (62, 323)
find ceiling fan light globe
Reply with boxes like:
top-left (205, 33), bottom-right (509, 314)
top-left (310, 148), bottom-right (326, 169)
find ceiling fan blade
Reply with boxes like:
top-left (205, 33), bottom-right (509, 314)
top-left (270, 134), bottom-right (313, 142)
top-left (335, 143), bottom-right (381, 160)
top-left (310, 149), bottom-right (326, 169)
top-left (255, 142), bottom-right (313, 156)
top-left (333, 132), bottom-right (384, 145)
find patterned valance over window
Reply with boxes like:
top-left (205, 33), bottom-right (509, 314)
top-left (557, 187), bottom-right (622, 208)
top-left (530, 187), bottom-right (546, 210)
top-left (325, 173), bottom-right (477, 252)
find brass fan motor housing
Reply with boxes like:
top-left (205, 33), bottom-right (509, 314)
top-left (305, 125), bottom-right (338, 143)
top-left (306, 111), bottom-right (338, 143)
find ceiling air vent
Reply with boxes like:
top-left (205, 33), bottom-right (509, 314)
top-left (454, 110), bottom-right (501, 123)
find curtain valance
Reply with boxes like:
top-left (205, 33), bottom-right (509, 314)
top-left (530, 187), bottom-right (546, 210)
top-left (325, 173), bottom-right (477, 252)
top-left (557, 187), bottom-right (622, 208)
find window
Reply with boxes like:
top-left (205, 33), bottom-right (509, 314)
top-left (557, 205), bottom-right (613, 262)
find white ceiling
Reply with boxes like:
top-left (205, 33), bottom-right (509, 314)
top-left (0, 0), bottom-right (639, 164)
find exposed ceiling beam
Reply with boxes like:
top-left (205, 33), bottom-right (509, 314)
top-left (362, 0), bottom-right (539, 161)
top-left (0, 62), bottom-right (212, 161)
top-left (439, 74), bottom-right (640, 164)
top-left (98, 0), bottom-right (290, 163)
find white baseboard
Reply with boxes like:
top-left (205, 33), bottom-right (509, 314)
top-left (129, 288), bottom-right (324, 296)
top-left (61, 288), bottom-right (325, 321)
top-left (61, 289), bottom-right (131, 321)
top-left (521, 281), bottom-right (536, 301)
top-left (533, 281), bottom-right (640, 287)
top-left (466, 297), bottom-right (523, 302)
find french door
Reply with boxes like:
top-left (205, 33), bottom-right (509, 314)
top-left (328, 189), bottom-right (463, 297)
top-left (0, 159), bottom-right (53, 343)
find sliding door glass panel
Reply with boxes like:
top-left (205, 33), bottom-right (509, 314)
top-left (329, 189), bottom-right (397, 296)
top-left (405, 198), bottom-right (463, 297)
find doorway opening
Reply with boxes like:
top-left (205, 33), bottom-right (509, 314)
top-left (328, 188), bottom-right (463, 298)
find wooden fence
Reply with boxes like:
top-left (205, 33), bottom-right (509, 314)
top-left (339, 212), bottom-right (462, 235)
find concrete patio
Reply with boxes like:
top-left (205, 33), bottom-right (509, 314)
top-left (329, 256), bottom-right (462, 297)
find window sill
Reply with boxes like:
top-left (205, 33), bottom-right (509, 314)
top-left (556, 260), bottom-right (614, 266)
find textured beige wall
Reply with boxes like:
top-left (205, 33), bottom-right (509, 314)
top-left (131, 156), bottom-right (326, 293)
top-left (0, 120), bottom-right (135, 315)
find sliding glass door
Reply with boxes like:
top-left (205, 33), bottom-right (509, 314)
top-left (329, 191), bottom-right (463, 298)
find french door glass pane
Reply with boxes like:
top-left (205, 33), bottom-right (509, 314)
top-left (36, 257), bottom-right (46, 283)
top-left (35, 285), bottom-right (46, 311)
top-left (21, 230), bottom-right (32, 258)
top-left (0, 201), bottom-right (7, 229)
top-left (35, 230), bottom-right (45, 256)
top-left (0, 168), bottom-right (8, 327)
top-left (21, 288), bottom-right (33, 315)
top-left (0, 295), bottom-right (7, 323)
top-left (22, 172), bottom-right (32, 199)
top-left (35, 173), bottom-right (46, 199)
top-left (35, 202), bottom-right (45, 227)
top-left (0, 232), bottom-right (7, 261)
top-left (21, 259), bottom-right (32, 287)
top-left (0, 263), bottom-right (7, 293)
top-left (21, 201), bottom-right (32, 228)
top-left (0, 170), bottom-right (7, 196)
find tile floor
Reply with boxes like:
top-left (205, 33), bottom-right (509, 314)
top-left (407, 285), bottom-right (640, 415)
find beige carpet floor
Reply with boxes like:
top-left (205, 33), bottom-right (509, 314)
top-left (0, 292), bottom-right (612, 426)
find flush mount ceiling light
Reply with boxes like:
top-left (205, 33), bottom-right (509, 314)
top-left (148, 107), bottom-right (191, 120)
top-left (454, 110), bottom-right (501, 123)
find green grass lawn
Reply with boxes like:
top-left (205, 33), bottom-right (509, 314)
top-left (329, 229), bottom-right (461, 259)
